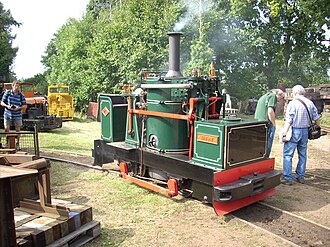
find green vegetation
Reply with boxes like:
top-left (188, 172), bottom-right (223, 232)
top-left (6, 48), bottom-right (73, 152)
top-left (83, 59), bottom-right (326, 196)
top-left (0, 2), bottom-right (20, 81)
top-left (38, 119), bottom-right (100, 155)
top-left (321, 114), bottom-right (330, 127)
top-left (2, 0), bottom-right (329, 111)
top-left (49, 161), bottom-right (189, 246)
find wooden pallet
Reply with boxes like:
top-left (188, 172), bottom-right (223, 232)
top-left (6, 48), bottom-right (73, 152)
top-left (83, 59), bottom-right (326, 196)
top-left (15, 199), bottom-right (100, 246)
top-left (46, 220), bottom-right (100, 247)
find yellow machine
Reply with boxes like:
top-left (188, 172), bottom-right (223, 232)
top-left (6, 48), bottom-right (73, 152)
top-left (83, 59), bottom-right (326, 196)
top-left (47, 85), bottom-right (74, 121)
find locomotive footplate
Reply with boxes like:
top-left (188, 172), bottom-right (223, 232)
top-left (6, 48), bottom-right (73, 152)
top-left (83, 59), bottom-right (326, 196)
top-left (214, 170), bottom-right (282, 202)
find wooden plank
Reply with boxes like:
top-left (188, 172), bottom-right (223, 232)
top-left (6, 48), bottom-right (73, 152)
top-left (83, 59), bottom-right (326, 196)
top-left (37, 169), bottom-right (52, 206)
top-left (0, 165), bottom-right (37, 179)
top-left (0, 156), bottom-right (9, 165)
top-left (21, 216), bottom-right (65, 244)
top-left (66, 204), bottom-right (93, 226)
top-left (1, 154), bottom-right (36, 164)
top-left (16, 237), bottom-right (31, 247)
top-left (22, 199), bottom-right (68, 212)
top-left (0, 149), bottom-right (16, 154)
top-left (13, 158), bottom-right (50, 170)
top-left (19, 200), bottom-right (69, 221)
top-left (15, 225), bottom-right (43, 246)
top-left (23, 217), bottom-right (58, 245)
top-left (50, 198), bottom-right (72, 206)
top-left (0, 178), bottom-right (17, 247)
top-left (46, 220), bottom-right (101, 247)
top-left (67, 211), bottom-right (81, 233)
top-left (50, 199), bottom-right (93, 227)
top-left (14, 209), bottom-right (40, 228)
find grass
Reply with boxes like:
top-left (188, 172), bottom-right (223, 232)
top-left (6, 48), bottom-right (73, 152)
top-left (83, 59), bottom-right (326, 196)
top-left (321, 113), bottom-right (330, 126)
top-left (49, 162), bottom-right (195, 246)
top-left (38, 118), bottom-right (100, 155)
top-left (40, 116), bottom-right (327, 246)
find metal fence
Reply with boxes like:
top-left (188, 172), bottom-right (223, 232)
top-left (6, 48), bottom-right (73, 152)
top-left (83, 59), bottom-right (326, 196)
top-left (0, 129), bottom-right (39, 156)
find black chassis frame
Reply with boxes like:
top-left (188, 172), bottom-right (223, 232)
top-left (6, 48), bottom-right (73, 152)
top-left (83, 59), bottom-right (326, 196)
top-left (93, 139), bottom-right (215, 203)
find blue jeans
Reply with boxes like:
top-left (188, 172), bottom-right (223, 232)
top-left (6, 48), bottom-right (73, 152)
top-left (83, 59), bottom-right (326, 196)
top-left (283, 128), bottom-right (308, 181)
top-left (266, 125), bottom-right (276, 158)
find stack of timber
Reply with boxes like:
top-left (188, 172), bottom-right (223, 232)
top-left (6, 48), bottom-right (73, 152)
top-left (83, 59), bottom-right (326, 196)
top-left (284, 84), bottom-right (330, 114)
top-left (0, 153), bottom-right (100, 247)
top-left (320, 84), bottom-right (330, 113)
top-left (15, 199), bottom-right (100, 247)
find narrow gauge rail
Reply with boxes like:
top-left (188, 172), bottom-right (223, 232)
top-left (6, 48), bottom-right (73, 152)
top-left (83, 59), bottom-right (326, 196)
top-left (44, 156), bottom-right (330, 246)
top-left (275, 165), bottom-right (330, 192)
top-left (303, 173), bottom-right (330, 192)
top-left (320, 125), bottom-right (330, 134)
top-left (305, 173), bottom-right (330, 181)
top-left (232, 202), bottom-right (330, 247)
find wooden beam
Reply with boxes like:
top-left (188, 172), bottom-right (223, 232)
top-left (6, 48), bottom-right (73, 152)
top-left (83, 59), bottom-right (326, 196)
top-left (0, 149), bottom-right (16, 154)
top-left (19, 199), bottom-right (69, 220)
top-left (14, 158), bottom-right (50, 170)
top-left (1, 154), bottom-right (36, 164)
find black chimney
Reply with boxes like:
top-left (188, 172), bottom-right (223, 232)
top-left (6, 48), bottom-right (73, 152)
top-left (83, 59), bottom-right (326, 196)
top-left (165, 32), bottom-right (182, 77)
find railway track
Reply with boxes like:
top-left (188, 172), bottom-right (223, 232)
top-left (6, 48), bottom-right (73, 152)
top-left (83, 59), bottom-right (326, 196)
top-left (320, 125), bottom-right (330, 134)
top-left (232, 202), bottom-right (330, 247)
top-left (273, 163), bottom-right (330, 192)
top-left (44, 155), bottom-right (330, 247)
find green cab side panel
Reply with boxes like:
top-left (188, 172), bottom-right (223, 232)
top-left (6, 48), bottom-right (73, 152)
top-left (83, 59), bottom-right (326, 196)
top-left (99, 95), bottom-right (127, 142)
top-left (192, 121), bottom-right (224, 169)
top-left (125, 96), bottom-right (140, 146)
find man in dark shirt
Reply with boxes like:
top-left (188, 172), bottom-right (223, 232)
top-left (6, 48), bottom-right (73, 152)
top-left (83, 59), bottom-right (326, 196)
top-left (1, 81), bottom-right (27, 149)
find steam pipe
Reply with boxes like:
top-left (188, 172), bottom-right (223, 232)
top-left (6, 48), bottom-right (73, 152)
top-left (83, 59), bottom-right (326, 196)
top-left (141, 84), bottom-right (192, 89)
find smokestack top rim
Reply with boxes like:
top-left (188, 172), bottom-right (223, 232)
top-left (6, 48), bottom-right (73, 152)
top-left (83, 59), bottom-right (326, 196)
top-left (167, 32), bottom-right (183, 36)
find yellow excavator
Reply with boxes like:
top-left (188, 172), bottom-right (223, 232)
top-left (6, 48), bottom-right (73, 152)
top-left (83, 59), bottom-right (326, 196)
top-left (47, 85), bottom-right (74, 121)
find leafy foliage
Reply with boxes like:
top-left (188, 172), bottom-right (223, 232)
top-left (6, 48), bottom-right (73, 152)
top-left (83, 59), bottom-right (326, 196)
top-left (0, 2), bottom-right (20, 81)
top-left (207, 0), bottom-right (330, 98)
top-left (41, 0), bottom-right (329, 110)
top-left (24, 73), bottom-right (47, 95)
top-left (42, 0), bottom-right (182, 111)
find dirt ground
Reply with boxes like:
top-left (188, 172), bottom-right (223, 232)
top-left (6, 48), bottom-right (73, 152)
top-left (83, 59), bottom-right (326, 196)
top-left (42, 128), bottom-right (330, 247)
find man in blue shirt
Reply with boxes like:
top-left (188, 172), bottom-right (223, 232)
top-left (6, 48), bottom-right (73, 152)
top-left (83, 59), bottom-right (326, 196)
top-left (281, 85), bottom-right (320, 185)
top-left (1, 81), bottom-right (27, 149)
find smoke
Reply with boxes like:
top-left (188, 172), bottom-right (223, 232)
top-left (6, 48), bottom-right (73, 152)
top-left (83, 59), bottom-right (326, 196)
top-left (173, 0), bottom-right (211, 32)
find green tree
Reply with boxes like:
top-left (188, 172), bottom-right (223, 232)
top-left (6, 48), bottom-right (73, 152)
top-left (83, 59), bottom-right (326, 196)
top-left (42, 12), bottom-right (95, 110)
top-left (24, 73), bottom-right (48, 95)
top-left (0, 2), bottom-right (20, 81)
top-left (43, 0), bottom-right (182, 111)
top-left (210, 0), bottom-right (329, 98)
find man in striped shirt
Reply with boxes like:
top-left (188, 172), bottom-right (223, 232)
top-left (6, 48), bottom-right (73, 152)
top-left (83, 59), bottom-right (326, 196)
top-left (1, 81), bottom-right (27, 149)
top-left (281, 85), bottom-right (320, 185)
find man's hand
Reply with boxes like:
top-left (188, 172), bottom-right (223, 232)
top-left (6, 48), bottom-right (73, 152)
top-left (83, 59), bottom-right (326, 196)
top-left (282, 136), bottom-right (288, 143)
top-left (12, 106), bottom-right (21, 112)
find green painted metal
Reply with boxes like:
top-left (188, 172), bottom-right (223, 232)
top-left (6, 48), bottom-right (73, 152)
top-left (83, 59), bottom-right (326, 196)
top-left (125, 96), bottom-right (140, 146)
top-left (100, 95), bottom-right (112, 141)
top-left (99, 95), bottom-right (127, 142)
top-left (192, 118), bottom-right (268, 170)
top-left (192, 121), bottom-right (224, 169)
top-left (145, 80), bottom-right (188, 152)
top-left (146, 101), bottom-right (188, 151)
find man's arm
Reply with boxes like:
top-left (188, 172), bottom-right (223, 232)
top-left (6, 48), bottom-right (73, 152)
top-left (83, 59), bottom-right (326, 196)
top-left (267, 107), bottom-right (276, 126)
top-left (315, 118), bottom-right (321, 126)
top-left (1, 100), bottom-right (10, 109)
